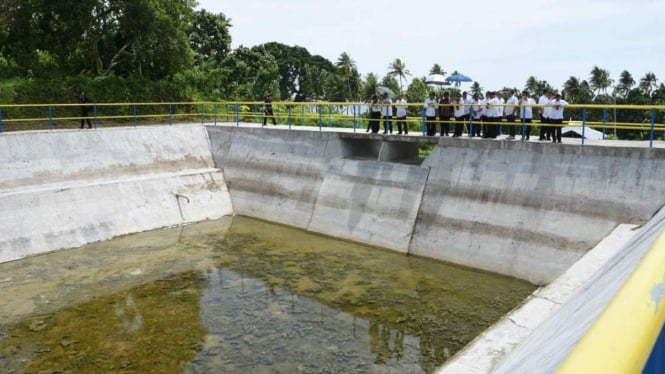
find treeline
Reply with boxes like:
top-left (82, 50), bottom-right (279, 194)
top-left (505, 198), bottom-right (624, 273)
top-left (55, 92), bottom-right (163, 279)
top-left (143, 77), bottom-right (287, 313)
top-left (0, 1), bottom-right (663, 138)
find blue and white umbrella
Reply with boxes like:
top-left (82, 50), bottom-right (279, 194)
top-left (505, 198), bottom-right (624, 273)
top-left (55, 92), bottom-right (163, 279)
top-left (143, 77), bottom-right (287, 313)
top-left (445, 74), bottom-right (473, 83)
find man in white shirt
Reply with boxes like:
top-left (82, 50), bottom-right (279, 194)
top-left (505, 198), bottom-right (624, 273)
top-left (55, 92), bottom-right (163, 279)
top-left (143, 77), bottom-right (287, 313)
top-left (423, 92), bottom-right (438, 136)
top-left (470, 93), bottom-right (483, 137)
top-left (484, 91), bottom-right (500, 138)
top-left (453, 93), bottom-right (466, 137)
top-left (395, 93), bottom-right (408, 134)
top-left (538, 90), bottom-right (551, 141)
top-left (549, 93), bottom-right (568, 143)
top-left (519, 91), bottom-right (536, 140)
top-left (381, 93), bottom-right (393, 134)
top-left (504, 89), bottom-right (519, 140)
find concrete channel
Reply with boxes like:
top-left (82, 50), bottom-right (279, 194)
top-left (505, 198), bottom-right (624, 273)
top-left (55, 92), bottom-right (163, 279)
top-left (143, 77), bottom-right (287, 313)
top-left (2, 123), bottom-right (664, 372)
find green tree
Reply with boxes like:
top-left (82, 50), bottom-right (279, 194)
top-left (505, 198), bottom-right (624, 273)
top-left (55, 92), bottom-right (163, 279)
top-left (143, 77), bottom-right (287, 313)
top-left (616, 70), bottom-right (635, 98)
top-left (189, 10), bottom-right (232, 65)
top-left (406, 77), bottom-right (427, 116)
top-left (335, 52), bottom-right (360, 100)
top-left (387, 58), bottom-right (411, 92)
top-left (639, 72), bottom-right (658, 96)
top-left (429, 64), bottom-right (446, 76)
top-left (589, 66), bottom-right (614, 97)
top-left (470, 81), bottom-right (483, 96)
top-left (562, 76), bottom-right (581, 102)
top-left (361, 73), bottom-right (379, 101)
top-left (524, 76), bottom-right (538, 95)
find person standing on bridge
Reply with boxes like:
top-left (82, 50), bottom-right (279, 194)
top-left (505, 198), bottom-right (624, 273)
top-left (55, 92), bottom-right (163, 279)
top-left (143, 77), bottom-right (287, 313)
top-left (519, 91), bottom-right (535, 140)
top-left (381, 92), bottom-right (393, 134)
top-left (395, 93), bottom-right (408, 135)
top-left (424, 92), bottom-right (438, 136)
top-left (80, 91), bottom-right (93, 129)
top-left (263, 94), bottom-right (277, 126)
top-left (549, 93), bottom-right (568, 143)
top-left (438, 92), bottom-right (452, 136)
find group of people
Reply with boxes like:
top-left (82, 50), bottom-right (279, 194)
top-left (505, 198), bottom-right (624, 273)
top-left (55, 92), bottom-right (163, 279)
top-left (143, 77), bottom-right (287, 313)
top-left (370, 89), bottom-right (568, 142)
top-left (367, 92), bottom-right (409, 134)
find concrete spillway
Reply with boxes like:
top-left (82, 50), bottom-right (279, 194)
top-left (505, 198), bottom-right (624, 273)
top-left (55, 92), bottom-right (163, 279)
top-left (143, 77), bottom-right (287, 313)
top-left (2, 124), bottom-right (665, 372)
top-left (2, 125), bottom-right (665, 284)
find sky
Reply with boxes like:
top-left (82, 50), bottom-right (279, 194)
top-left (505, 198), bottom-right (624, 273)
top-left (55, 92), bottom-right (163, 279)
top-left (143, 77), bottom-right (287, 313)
top-left (196, 0), bottom-right (664, 92)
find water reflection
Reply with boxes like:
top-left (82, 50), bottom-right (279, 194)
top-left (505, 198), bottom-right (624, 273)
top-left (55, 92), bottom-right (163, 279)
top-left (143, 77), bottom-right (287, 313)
top-left (0, 216), bottom-right (536, 373)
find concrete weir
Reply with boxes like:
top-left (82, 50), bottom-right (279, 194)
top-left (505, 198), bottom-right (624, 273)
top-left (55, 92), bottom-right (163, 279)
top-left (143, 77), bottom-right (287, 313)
top-left (3, 124), bottom-right (665, 372)
top-left (208, 126), bottom-right (665, 284)
top-left (3, 124), bottom-right (665, 282)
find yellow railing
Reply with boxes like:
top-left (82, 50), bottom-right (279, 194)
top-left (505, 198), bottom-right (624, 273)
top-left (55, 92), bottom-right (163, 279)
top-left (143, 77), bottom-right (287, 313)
top-left (0, 101), bottom-right (663, 137)
top-left (557, 231), bottom-right (665, 373)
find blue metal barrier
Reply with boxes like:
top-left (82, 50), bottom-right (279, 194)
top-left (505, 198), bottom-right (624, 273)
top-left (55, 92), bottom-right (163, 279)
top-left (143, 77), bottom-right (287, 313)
top-left (582, 108), bottom-right (587, 145)
top-left (48, 106), bottom-right (53, 130)
top-left (133, 104), bottom-right (137, 127)
top-left (0, 107), bottom-right (3, 133)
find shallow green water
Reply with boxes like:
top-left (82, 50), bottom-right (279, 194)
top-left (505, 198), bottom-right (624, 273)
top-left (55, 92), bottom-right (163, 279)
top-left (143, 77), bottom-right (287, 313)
top-left (0, 216), bottom-right (536, 373)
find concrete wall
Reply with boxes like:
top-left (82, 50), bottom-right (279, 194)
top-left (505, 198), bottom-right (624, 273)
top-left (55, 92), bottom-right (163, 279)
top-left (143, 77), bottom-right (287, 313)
top-left (411, 139), bottom-right (665, 284)
top-left (0, 125), bottom-right (233, 263)
top-left (207, 127), bottom-right (427, 252)
top-left (208, 127), bottom-right (665, 284)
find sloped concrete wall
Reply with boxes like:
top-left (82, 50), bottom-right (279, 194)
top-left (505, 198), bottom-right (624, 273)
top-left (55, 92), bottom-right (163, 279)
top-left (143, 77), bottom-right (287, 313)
top-left (207, 127), bottom-right (427, 251)
top-left (208, 127), bottom-right (665, 284)
top-left (411, 139), bottom-right (665, 284)
top-left (0, 125), bottom-right (233, 263)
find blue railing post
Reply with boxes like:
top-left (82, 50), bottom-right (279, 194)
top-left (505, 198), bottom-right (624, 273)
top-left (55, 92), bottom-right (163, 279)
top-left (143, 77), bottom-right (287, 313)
top-left (0, 107), bottom-right (3, 133)
top-left (649, 108), bottom-right (656, 149)
top-left (301, 105), bottom-right (305, 127)
top-left (421, 108), bottom-right (426, 135)
top-left (602, 108), bottom-right (607, 140)
top-left (468, 112), bottom-right (474, 138)
top-left (133, 104), bottom-right (137, 127)
top-left (521, 106), bottom-right (527, 140)
top-left (200, 103), bottom-right (205, 125)
top-left (234, 104), bottom-right (239, 126)
top-left (328, 104), bottom-right (332, 128)
top-left (259, 104), bottom-right (264, 127)
top-left (318, 104), bottom-right (323, 130)
top-left (581, 107), bottom-right (587, 145)
top-left (288, 105), bottom-right (293, 129)
top-left (48, 106), bottom-right (53, 130)
top-left (353, 105), bottom-right (357, 132)
top-left (169, 104), bottom-right (173, 125)
top-left (214, 103), bottom-right (218, 126)
top-left (93, 105), bottom-right (97, 128)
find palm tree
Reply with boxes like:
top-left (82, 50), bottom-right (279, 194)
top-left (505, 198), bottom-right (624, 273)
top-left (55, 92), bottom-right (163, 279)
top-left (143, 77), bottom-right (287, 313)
top-left (335, 52), bottom-right (358, 100)
top-left (470, 81), bottom-right (483, 96)
top-left (448, 70), bottom-right (462, 87)
top-left (563, 76), bottom-right (581, 102)
top-left (524, 76), bottom-right (538, 94)
top-left (617, 70), bottom-right (635, 98)
top-left (639, 72), bottom-right (658, 96)
top-left (429, 64), bottom-right (446, 76)
top-left (589, 66), bottom-right (614, 96)
top-left (387, 58), bottom-right (411, 92)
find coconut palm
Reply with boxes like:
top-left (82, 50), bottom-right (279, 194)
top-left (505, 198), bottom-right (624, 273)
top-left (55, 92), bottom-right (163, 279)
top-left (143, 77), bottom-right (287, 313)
top-left (616, 70), bottom-right (635, 98)
top-left (524, 76), bottom-right (538, 95)
top-left (470, 81), bottom-right (483, 96)
top-left (335, 52), bottom-right (359, 100)
top-left (563, 76), bottom-right (581, 102)
top-left (589, 66), bottom-right (614, 96)
top-left (639, 72), bottom-right (658, 96)
top-left (429, 64), bottom-right (447, 76)
top-left (387, 58), bottom-right (411, 92)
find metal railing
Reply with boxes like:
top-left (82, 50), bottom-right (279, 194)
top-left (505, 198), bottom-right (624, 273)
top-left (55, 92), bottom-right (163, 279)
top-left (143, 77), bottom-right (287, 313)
top-left (1, 101), bottom-right (664, 147)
